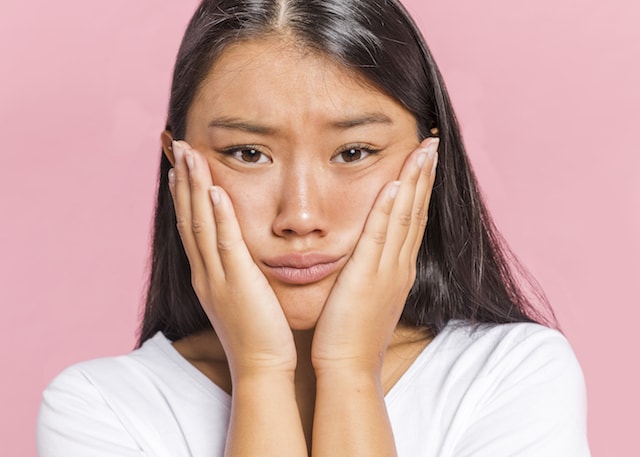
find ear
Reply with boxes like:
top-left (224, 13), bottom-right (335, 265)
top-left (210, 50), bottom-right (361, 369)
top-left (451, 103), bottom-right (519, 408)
top-left (161, 130), bottom-right (175, 165)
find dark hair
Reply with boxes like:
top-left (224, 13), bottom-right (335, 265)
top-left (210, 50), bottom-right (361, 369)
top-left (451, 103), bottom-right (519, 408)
top-left (138, 0), bottom-right (555, 346)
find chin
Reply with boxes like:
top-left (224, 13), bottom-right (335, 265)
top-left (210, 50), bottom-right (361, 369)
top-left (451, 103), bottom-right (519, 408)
top-left (286, 316), bottom-right (319, 331)
top-left (273, 285), bottom-right (327, 330)
top-left (281, 300), bottom-right (324, 330)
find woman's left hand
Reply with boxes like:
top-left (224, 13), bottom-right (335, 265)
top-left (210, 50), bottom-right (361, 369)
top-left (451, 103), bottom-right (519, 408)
top-left (311, 137), bottom-right (439, 375)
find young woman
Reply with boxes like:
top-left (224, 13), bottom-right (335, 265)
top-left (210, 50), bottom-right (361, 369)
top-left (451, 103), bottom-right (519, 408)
top-left (37, 1), bottom-right (590, 456)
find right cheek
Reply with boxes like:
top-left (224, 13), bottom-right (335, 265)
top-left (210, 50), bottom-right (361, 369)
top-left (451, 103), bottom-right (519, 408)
top-left (207, 161), bottom-right (277, 229)
top-left (218, 178), bottom-right (276, 239)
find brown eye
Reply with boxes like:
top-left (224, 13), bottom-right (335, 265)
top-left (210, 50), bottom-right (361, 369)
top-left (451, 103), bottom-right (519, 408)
top-left (240, 148), bottom-right (262, 162)
top-left (331, 145), bottom-right (379, 164)
top-left (223, 146), bottom-right (271, 164)
top-left (341, 148), bottom-right (363, 162)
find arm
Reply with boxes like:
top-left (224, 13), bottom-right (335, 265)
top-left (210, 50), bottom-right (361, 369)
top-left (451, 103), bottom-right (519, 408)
top-left (313, 368), bottom-right (395, 456)
top-left (312, 138), bottom-right (439, 456)
top-left (226, 372), bottom-right (305, 456)
top-left (170, 141), bottom-right (307, 457)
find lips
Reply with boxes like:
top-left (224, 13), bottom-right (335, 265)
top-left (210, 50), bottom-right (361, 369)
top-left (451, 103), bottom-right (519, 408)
top-left (263, 253), bottom-right (343, 285)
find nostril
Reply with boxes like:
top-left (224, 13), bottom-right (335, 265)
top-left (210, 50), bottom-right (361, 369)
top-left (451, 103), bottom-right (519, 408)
top-left (272, 211), bottom-right (328, 238)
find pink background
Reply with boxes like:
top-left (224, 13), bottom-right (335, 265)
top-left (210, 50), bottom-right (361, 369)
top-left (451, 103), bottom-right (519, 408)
top-left (1, 0), bottom-right (638, 455)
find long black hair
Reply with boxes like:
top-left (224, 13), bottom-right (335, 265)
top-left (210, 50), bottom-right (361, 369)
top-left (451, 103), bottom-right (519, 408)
top-left (138, 0), bottom-right (555, 346)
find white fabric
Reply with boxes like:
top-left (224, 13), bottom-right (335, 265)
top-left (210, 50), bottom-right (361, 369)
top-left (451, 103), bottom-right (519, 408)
top-left (37, 321), bottom-right (590, 456)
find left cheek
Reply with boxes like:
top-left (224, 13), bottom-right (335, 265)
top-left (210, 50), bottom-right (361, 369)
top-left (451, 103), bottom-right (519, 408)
top-left (332, 173), bottom-right (390, 235)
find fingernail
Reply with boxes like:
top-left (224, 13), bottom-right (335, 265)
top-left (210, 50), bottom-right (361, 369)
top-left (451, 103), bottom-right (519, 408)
top-left (172, 140), bottom-right (183, 161)
top-left (417, 150), bottom-right (428, 169)
top-left (388, 181), bottom-right (401, 199)
top-left (430, 139), bottom-right (440, 174)
top-left (209, 186), bottom-right (220, 205)
top-left (417, 138), bottom-right (439, 168)
top-left (185, 149), bottom-right (195, 171)
top-left (168, 168), bottom-right (175, 186)
top-left (427, 138), bottom-right (440, 159)
top-left (431, 151), bottom-right (439, 175)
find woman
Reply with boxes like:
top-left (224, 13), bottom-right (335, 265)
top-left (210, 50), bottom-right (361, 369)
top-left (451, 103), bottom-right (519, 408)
top-left (37, 0), bottom-right (590, 456)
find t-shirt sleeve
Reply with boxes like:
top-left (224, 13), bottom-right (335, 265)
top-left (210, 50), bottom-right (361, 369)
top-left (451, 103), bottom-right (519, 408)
top-left (37, 365), bottom-right (147, 457)
top-left (451, 327), bottom-right (590, 457)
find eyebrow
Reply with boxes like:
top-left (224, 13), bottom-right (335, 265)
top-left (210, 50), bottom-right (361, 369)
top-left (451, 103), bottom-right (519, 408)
top-left (207, 113), bottom-right (394, 134)
top-left (208, 118), bottom-right (276, 135)
top-left (330, 113), bottom-right (394, 129)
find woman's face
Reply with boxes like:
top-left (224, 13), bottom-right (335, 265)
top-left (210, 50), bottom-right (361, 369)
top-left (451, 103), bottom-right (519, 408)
top-left (183, 38), bottom-right (419, 330)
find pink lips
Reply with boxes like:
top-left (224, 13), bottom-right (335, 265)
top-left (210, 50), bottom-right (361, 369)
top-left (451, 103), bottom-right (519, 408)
top-left (263, 253), bottom-right (343, 285)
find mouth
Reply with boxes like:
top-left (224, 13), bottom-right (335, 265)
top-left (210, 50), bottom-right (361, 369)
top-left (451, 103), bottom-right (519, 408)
top-left (263, 253), bottom-right (344, 285)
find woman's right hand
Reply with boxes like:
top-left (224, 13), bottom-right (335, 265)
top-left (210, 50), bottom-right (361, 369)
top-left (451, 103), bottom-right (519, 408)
top-left (168, 140), bottom-right (297, 379)
top-left (170, 140), bottom-right (307, 456)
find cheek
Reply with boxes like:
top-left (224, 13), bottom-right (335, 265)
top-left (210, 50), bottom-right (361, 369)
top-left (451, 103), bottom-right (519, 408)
top-left (206, 157), bottom-right (404, 253)
top-left (208, 165), bottom-right (272, 240)
top-left (343, 158), bottom-right (407, 229)
top-left (326, 166), bottom-right (401, 239)
top-left (332, 178), bottom-right (381, 228)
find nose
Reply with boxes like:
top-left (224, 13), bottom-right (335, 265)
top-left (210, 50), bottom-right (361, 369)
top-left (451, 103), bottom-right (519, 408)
top-left (271, 164), bottom-right (329, 238)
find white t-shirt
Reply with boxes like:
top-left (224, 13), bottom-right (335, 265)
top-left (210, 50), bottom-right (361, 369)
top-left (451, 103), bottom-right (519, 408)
top-left (37, 321), bottom-right (590, 456)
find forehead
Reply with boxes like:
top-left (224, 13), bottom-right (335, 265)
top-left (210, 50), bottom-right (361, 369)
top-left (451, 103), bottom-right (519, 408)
top-left (189, 37), bottom-right (416, 129)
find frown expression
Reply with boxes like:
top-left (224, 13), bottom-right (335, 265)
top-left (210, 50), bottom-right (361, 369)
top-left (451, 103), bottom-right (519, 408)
top-left (184, 38), bottom-right (419, 329)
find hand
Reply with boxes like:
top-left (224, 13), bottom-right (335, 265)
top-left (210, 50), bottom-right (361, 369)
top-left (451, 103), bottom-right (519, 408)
top-left (168, 140), bottom-right (296, 379)
top-left (311, 138), bottom-right (439, 374)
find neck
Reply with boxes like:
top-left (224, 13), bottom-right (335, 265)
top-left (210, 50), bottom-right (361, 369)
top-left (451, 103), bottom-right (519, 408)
top-left (171, 324), bottom-right (433, 448)
top-left (292, 329), bottom-right (317, 447)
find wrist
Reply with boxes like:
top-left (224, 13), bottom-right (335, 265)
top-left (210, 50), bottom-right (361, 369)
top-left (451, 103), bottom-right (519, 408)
top-left (312, 351), bottom-right (384, 377)
top-left (231, 369), bottom-right (297, 400)
top-left (314, 364), bottom-right (382, 390)
top-left (232, 365), bottom-right (296, 385)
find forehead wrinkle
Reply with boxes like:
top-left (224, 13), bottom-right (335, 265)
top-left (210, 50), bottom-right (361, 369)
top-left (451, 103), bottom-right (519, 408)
top-left (291, 53), bottom-right (393, 131)
top-left (192, 38), bottom-right (412, 140)
top-left (196, 38), bottom-right (295, 105)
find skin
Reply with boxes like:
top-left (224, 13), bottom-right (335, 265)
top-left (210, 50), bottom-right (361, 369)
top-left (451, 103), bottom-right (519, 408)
top-left (162, 37), bottom-right (439, 456)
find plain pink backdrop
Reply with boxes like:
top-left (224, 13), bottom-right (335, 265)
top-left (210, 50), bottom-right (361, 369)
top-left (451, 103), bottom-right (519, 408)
top-left (1, 0), bottom-right (638, 455)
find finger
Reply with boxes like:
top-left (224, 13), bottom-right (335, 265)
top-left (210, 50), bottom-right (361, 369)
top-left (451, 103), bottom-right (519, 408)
top-left (209, 185), bottom-right (264, 281)
top-left (408, 150), bottom-right (438, 258)
top-left (346, 180), bottom-right (400, 273)
top-left (169, 140), bottom-right (206, 274)
top-left (402, 138), bottom-right (439, 261)
top-left (176, 141), bottom-right (224, 275)
top-left (381, 139), bottom-right (435, 263)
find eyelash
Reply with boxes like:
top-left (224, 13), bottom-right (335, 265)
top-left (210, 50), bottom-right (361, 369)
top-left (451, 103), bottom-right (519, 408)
top-left (331, 144), bottom-right (381, 164)
top-left (221, 145), bottom-right (271, 164)
top-left (220, 143), bottom-right (381, 164)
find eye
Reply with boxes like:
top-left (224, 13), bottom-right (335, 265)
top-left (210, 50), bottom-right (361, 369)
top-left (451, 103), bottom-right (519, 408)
top-left (223, 146), bottom-right (271, 164)
top-left (331, 145), bottom-right (380, 164)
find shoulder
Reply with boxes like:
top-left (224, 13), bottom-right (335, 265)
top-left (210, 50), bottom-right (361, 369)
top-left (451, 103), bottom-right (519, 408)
top-left (37, 332), bottom-right (226, 456)
top-left (388, 321), bottom-right (589, 456)
top-left (438, 321), bottom-right (590, 456)
top-left (441, 321), bottom-right (585, 388)
top-left (38, 349), bottom-right (150, 456)
top-left (40, 332), bottom-right (177, 408)
top-left (430, 321), bottom-right (587, 415)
